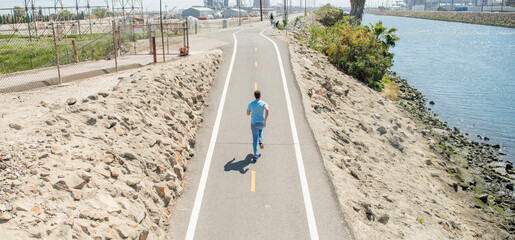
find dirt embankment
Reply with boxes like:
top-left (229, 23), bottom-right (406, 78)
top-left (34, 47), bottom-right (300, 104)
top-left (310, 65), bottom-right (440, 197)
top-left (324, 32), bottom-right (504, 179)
top-left (366, 10), bottom-right (515, 28)
top-left (0, 50), bottom-right (222, 239)
top-left (274, 26), bottom-right (510, 238)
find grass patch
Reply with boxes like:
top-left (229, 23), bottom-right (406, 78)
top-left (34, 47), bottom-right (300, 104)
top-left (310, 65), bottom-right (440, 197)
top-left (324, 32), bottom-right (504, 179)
top-left (381, 74), bottom-right (401, 101)
top-left (0, 34), bottom-right (115, 74)
top-left (416, 216), bottom-right (424, 224)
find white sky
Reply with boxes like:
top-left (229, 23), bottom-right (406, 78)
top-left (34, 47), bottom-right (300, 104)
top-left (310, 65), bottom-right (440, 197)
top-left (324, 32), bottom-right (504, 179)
top-left (0, 0), bottom-right (387, 11)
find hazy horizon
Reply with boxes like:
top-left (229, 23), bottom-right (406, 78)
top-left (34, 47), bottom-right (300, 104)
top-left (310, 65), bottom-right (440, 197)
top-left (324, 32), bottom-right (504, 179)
top-left (0, 0), bottom-right (391, 12)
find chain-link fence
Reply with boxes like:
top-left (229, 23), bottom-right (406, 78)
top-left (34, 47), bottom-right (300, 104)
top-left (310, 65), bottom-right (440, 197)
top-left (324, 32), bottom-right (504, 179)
top-left (189, 17), bottom-right (260, 34)
top-left (0, 16), bottom-right (188, 93)
top-left (117, 21), bottom-right (189, 57)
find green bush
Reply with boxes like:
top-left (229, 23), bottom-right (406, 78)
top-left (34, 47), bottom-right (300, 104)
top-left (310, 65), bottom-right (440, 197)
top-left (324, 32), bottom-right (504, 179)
top-left (307, 15), bottom-right (398, 91)
top-left (276, 22), bottom-right (285, 30)
top-left (294, 16), bottom-right (301, 26)
top-left (316, 4), bottom-right (347, 27)
top-left (283, 15), bottom-right (288, 28)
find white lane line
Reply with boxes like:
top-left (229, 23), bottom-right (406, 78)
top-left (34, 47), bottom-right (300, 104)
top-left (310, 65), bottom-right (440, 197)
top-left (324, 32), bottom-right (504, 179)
top-left (185, 28), bottom-right (246, 240)
top-left (260, 29), bottom-right (320, 240)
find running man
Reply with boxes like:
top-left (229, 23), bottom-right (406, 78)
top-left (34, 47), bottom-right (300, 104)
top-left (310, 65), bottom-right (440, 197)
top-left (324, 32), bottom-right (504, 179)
top-left (247, 90), bottom-right (269, 161)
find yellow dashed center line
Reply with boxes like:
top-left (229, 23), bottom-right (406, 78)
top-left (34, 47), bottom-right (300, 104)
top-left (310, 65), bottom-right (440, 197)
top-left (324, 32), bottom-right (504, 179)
top-left (254, 82), bottom-right (257, 91)
top-left (255, 47), bottom-right (258, 52)
top-left (254, 61), bottom-right (258, 68)
top-left (251, 171), bottom-right (256, 192)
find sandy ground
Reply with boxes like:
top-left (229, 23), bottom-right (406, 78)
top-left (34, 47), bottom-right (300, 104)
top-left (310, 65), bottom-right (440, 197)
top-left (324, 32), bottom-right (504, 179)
top-left (274, 29), bottom-right (510, 239)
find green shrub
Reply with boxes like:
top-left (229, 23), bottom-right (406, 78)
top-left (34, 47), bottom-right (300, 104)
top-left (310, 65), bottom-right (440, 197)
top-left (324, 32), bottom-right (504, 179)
top-left (306, 5), bottom-right (398, 91)
top-left (283, 15), bottom-right (288, 28)
top-left (294, 16), bottom-right (301, 26)
top-left (315, 4), bottom-right (347, 27)
top-left (322, 21), bottom-right (394, 89)
top-left (276, 22), bottom-right (285, 30)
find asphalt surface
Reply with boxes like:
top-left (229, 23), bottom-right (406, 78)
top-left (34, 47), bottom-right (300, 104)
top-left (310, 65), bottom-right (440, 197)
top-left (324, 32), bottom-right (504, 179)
top-left (169, 25), bottom-right (354, 240)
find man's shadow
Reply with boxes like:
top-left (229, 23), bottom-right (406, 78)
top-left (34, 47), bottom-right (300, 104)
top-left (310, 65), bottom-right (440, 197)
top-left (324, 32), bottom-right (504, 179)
top-left (224, 154), bottom-right (255, 174)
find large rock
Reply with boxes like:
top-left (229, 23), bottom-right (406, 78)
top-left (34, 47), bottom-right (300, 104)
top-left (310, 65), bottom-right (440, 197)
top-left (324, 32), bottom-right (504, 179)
top-left (154, 183), bottom-right (167, 197)
top-left (52, 174), bottom-right (87, 191)
top-left (98, 194), bottom-right (121, 213)
top-left (377, 126), bottom-right (387, 135)
top-left (8, 123), bottom-right (22, 130)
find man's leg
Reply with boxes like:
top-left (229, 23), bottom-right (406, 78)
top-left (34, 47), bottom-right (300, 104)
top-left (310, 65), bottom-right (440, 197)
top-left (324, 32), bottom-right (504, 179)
top-left (251, 124), bottom-right (259, 158)
top-left (257, 123), bottom-right (264, 150)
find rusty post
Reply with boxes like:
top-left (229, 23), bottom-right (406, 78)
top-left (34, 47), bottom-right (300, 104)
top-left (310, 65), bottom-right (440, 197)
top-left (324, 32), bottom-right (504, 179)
top-left (51, 22), bottom-right (62, 85)
top-left (112, 20), bottom-right (118, 73)
top-left (183, 22), bottom-right (186, 51)
top-left (152, 37), bottom-right (157, 63)
top-left (72, 39), bottom-right (79, 63)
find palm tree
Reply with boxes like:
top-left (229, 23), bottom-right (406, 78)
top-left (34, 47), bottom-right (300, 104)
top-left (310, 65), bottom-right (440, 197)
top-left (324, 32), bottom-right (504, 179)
top-left (368, 20), bottom-right (399, 49)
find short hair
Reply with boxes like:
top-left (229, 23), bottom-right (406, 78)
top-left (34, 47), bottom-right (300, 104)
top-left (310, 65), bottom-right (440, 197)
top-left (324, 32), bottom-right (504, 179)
top-left (254, 90), bottom-right (261, 99)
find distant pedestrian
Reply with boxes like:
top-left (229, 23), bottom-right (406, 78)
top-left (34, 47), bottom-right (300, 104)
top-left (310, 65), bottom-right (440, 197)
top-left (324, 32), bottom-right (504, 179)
top-left (247, 90), bottom-right (269, 161)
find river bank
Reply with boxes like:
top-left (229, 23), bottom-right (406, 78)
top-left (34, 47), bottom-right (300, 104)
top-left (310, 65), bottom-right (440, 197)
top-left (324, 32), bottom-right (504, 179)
top-left (287, 15), bottom-right (513, 239)
top-left (365, 10), bottom-right (515, 28)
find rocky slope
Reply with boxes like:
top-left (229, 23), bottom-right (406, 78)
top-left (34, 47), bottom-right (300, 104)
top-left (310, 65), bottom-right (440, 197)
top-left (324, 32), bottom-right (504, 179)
top-left (0, 50), bottom-right (222, 239)
top-left (275, 22), bottom-right (510, 239)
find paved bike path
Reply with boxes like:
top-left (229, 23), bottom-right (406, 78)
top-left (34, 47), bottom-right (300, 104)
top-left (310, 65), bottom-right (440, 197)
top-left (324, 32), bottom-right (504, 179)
top-left (169, 26), bottom-right (354, 240)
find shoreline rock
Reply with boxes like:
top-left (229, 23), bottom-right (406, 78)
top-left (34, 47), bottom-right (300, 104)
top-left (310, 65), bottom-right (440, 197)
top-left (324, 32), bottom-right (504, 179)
top-left (389, 72), bottom-right (515, 232)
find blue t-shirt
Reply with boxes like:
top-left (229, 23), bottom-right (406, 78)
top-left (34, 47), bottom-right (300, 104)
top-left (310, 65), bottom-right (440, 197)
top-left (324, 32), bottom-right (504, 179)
top-left (247, 100), bottom-right (268, 124)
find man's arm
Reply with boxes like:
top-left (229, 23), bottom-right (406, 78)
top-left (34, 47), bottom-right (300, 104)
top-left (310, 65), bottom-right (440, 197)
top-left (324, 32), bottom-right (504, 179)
top-left (247, 110), bottom-right (251, 116)
top-left (264, 105), bottom-right (269, 127)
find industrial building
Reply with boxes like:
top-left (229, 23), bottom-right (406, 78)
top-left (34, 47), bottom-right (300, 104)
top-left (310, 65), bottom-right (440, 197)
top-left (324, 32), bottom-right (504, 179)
top-left (182, 7), bottom-right (215, 18)
top-left (204, 0), bottom-right (229, 9)
top-left (253, 0), bottom-right (271, 8)
top-left (223, 8), bottom-right (249, 18)
top-left (395, 0), bottom-right (504, 11)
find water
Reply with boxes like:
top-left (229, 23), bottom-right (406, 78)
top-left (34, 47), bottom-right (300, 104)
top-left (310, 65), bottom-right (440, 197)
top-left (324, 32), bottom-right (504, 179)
top-left (362, 14), bottom-right (515, 162)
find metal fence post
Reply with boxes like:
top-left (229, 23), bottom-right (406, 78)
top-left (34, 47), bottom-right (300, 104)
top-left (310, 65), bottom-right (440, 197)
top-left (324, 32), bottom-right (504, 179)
top-left (152, 37), bottom-right (157, 63)
top-left (112, 20), bottom-right (118, 73)
top-left (148, 23), bottom-right (152, 54)
top-left (72, 40), bottom-right (79, 63)
top-left (183, 22), bottom-right (187, 49)
top-left (52, 22), bottom-right (62, 85)
top-left (160, 23), bottom-right (165, 62)
top-left (166, 25), bottom-right (170, 55)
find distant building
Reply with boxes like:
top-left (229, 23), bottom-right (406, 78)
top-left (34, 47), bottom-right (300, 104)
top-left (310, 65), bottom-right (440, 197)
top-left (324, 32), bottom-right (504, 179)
top-left (182, 7), bottom-right (215, 18)
top-left (204, 0), bottom-right (225, 9)
top-left (253, 0), bottom-right (271, 8)
top-left (223, 8), bottom-right (248, 18)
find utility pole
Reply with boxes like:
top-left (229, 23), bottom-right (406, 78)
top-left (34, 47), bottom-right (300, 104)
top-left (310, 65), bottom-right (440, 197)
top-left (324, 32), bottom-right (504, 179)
top-left (159, 0), bottom-right (165, 62)
top-left (238, 0), bottom-right (240, 25)
top-left (305, 0), bottom-right (307, 16)
top-left (260, 0), bottom-right (263, 21)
